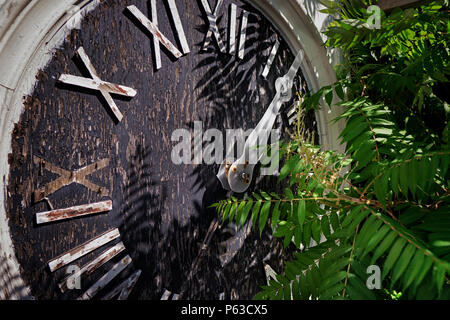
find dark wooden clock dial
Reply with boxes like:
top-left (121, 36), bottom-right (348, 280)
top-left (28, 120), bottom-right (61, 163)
top-left (6, 0), bottom-right (316, 299)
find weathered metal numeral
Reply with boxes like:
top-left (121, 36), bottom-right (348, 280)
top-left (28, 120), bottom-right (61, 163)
top-left (59, 242), bottom-right (126, 293)
top-left (77, 255), bottom-right (132, 300)
top-left (201, 1), bottom-right (249, 59)
top-left (262, 39), bottom-right (280, 78)
top-left (47, 228), bottom-right (120, 272)
top-left (33, 156), bottom-right (110, 203)
top-left (200, 0), bottom-right (226, 53)
top-left (228, 3), bottom-right (237, 54)
top-left (237, 10), bottom-right (249, 60)
top-left (58, 47), bottom-right (136, 122)
top-left (36, 200), bottom-right (112, 224)
top-left (127, 2), bottom-right (189, 70)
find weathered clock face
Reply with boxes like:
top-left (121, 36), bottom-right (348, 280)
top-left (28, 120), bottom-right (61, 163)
top-left (6, 0), bottom-right (315, 299)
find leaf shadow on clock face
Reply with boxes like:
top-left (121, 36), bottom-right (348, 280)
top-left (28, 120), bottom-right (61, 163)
top-left (188, 1), bottom-right (284, 189)
top-left (123, 4), bottom-right (180, 72)
top-left (186, 1), bottom-right (314, 203)
top-left (0, 256), bottom-right (30, 299)
top-left (176, 0), bottom-right (312, 299)
top-left (113, 0), bottom-right (303, 299)
top-left (5, 0), bottom-right (317, 300)
top-left (55, 54), bottom-right (135, 125)
top-left (115, 140), bottom-right (233, 299)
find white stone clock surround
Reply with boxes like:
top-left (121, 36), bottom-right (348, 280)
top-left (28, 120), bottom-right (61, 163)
top-left (0, 0), bottom-right (344, 299)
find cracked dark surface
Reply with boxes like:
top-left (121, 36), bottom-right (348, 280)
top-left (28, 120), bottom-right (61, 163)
top-left (5, 0), bottom-right (316, 299)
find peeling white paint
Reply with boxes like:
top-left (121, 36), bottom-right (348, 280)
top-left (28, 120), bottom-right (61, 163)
top-left (0, 0), bottom-right (100, 300)
top-left (0, 0), bottom-right (341, 300)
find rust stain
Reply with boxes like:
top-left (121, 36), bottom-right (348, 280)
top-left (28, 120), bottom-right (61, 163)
top-left (42, 200), bottom-right (112, 222)
top-left (5, 0), bottom-right (312, 299)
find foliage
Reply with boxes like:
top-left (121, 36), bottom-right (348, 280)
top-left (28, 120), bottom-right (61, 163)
top-left (212, 0), bottom-right (450, 299)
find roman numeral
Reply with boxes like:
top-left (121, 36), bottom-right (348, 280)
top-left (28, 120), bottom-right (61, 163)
top-left (167, 0), bottom-right (190, 55)
top-left (237, 10), bottom-right (249, 60)
top-left (127, 2), bottom-right (189, 70)
top-left (200, 0), bottom-right (226, 53)
top-left (33, 156), bottom-right (110, 203)
top-left (58, 47), bottom-right (136, 122)
top-left (58, 242), bottom-right (126, 293)
top-left (36, 200), bottom-right (112, 224)
top-left (77, 255), bottom-right (132, 300)
top-left (262, 39), bottom-right (280, 78)
top-left (201, 2), bottom-right (249, 59)
top-left (48, 228), bottom-right (120, 272)
top-left (228, 3), bottom-right (237, 54)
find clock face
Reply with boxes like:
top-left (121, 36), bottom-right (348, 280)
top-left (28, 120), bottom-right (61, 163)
top-left (6, 0), bottom-right (316, 299)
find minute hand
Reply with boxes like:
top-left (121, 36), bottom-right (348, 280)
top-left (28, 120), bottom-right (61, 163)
top-left (225, 50), bottom-right (304, 193)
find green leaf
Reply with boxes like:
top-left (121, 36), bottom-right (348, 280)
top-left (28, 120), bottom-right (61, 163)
top-left (311, 219), bottom-right (322, 243)
top-left (284, 188), bottom-right (294, 200)
top-left (228, 202), bottom-right (237, 222)
top-left (434, 264), bottom-right (446, 296)
top-left (240, 199), bottom-right (254, 227)
top-left (361, 224), bottom-right (391, 259)
top-left (222, 203), bottom-right (231, 223)
top-left (321, 215), bottom-right (331, 238)
top-left (294, 251), bottom-right (315, 267)
top-left (253, 193), bottom-right (262, 201)
top-left (399, 162), bottom-right (409, 198)
top-left (347, 208), bottom-right (371, 232)
top-left (297, 200), bottom-right (306, 226)
top-left (371, 231), bottom-right (397, 265)
top-left (279, 155), bottom-right (300, 181)
top-left (259, 201), bottom-right (271, 236)
top-left (251, 201), bottom-right (262, 229)
top-left (391, 244), bottom-right (416, 287)
top-left (330, 212), bottom-right (340, 231)
top-left (235, 201), bottom-right (245, 226)
top-left (293, 224), bottom-right (303, 248)
top-left (339, 118), bottom-right (368, 143)
top-left (253, 291), bottom-right (268, 300)
top-left (341, 205), bottom-right (364, 228)
top-left (334, 82), bottom-right (345, 100)
top-left (259, 191), bottom-right (272, 201)
top-left (273, 221), bottom-right (289, 237)
top-left (356, 214), bottom-right (383, 255)
top-left (374, 173), bottom-right (388, 208)
top-left (354, 143), bottom-right (376, 170)
top-left (320, 271), bottom-right (348, 291)
top-left (413, 256), bottom-right (434, 290)
top-left (284, 228), bottom-right (294, 248)
top-left (382, 237), bottom-right (407, 280)
top-left (271, 201), bottom-right (281, 230)
top-left (391, 166), bottom-right (400, 197)
top-left (321, 283), bottom-right (346, 299)
top-left (402, 250), bottom-right (425, 291)
top-left (303, 221), bottom-right (312, 247)
top-left (346, 275), bottom-right (377, 300)
top-left (399, 206), bottom-right (426, 226)
top-left (325, 86), bottom-right (334, 107)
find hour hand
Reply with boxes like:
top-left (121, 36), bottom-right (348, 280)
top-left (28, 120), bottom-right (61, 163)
top-left (217, 49), bottom-right (304, 193)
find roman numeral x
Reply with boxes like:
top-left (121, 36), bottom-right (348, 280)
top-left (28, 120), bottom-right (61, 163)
top-left (200, 0), bottom-right (226, 53)
top-left (58, 47), bottom-right (137, 123)
top-left (33, 156), bottom-right (110, 203)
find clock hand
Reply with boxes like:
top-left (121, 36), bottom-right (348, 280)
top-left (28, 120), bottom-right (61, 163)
top-left (217, 49), bottom-right (304, 193)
